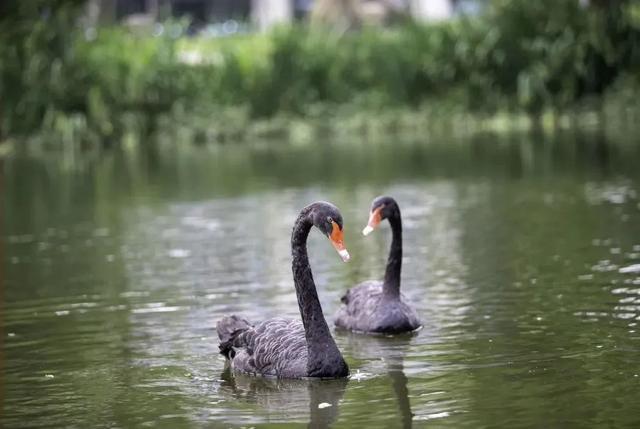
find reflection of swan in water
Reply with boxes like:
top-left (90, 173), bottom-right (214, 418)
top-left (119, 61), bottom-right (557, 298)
top-left (341, 333), bottom-right (416, 429)
top-left (220, 369), bottom-right (348, 428)
top-left (388, 361), bottom-right (413, 429)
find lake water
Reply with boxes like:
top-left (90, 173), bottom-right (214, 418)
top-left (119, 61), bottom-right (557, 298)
top-left (3, 131), bottom-right (640, 428)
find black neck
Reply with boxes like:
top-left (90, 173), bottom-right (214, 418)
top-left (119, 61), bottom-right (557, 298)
top-left (383, 208), bottom-right (402, 297)
top-left (291, 209), bottom-right (341, 371)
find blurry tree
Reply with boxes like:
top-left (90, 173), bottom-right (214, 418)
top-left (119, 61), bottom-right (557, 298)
top-left (480, 0), bottom-right (639, 118)
top-left (310, 0), bottom-right (363, 32)
top-left (582, 0), bottom-right (640, 94)
top-left (0, 0), bottom-right (87, 139)
top-left (310, 0), bottom-right (409, 32)
top-left (82, 0), bottom-right (117, 27)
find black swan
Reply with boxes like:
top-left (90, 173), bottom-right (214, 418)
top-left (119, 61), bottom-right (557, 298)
top-left (217, 201), bottom-right (350, 378)
top-left (335, 196), bottom-right (421, 334)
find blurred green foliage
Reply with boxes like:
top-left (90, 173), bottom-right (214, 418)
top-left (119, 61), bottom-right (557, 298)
top-left (0, 1), bottom-right (85, 138)
top-left (1, 0), bottom-right (638, 146)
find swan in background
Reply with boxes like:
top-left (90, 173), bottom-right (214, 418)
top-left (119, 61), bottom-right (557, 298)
top-left (335, 196), bottom-right (421, 334)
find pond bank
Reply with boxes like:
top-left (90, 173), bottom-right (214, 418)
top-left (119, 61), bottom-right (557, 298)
top-left (3, 95), bottom-right (639, 162)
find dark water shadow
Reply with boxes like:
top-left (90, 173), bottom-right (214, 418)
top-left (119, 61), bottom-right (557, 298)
top-left (220, 369), bottom-right (348, 428)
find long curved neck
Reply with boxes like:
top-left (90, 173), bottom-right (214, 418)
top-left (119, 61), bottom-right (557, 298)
top-left (291, 210), bottom-right (340, 369)
top-left (383, 208), bottom-right (402, 297)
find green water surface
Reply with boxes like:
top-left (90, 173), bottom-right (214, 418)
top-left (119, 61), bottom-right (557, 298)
top-left (2, 131), bottom-right (640, 428)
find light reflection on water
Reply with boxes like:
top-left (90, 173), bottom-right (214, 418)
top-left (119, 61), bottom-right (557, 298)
top-left (3, 134), bottom-right (640, 427)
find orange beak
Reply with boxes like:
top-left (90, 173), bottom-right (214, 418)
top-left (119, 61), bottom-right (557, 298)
top-left (329, 221), bottom-right (350, 262)
top-left (362, 206), bottom-right (383, 236)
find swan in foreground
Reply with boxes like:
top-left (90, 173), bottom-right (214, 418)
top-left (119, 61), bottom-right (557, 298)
top-left (335, 196), bottom-right (421, 334)
top-left (217, 201), bottom-right (350, 378)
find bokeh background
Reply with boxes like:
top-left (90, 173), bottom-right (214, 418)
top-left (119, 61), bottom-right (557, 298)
top-left (1, 0), bottom-right (639, 148)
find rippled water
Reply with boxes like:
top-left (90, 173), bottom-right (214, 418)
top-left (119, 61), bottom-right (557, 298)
top-left (3, 133), bottom-right (640, 427)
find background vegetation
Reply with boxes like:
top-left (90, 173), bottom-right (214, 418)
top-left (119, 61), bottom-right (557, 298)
top-left (1, 0), bottom-right (639, 149)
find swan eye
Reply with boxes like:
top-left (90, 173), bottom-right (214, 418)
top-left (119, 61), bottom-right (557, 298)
top-left (326, 216), bottom-right (333, 224)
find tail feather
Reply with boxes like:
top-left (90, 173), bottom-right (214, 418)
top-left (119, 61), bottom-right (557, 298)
top-left (216, 315), bottom-right (252, 359)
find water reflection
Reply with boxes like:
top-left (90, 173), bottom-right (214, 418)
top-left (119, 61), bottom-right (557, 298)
top-left (220, 370), bottom-right (348, 427)
top-left (341, 333), bottom-right (417, 428)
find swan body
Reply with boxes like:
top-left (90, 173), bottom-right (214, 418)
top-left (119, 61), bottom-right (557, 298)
top-left (218, 202), bottom-right (350, 379)
top-left (217, 317), bottom-right (315, 378)
top-left (337, 281), bottom-right (420, 334)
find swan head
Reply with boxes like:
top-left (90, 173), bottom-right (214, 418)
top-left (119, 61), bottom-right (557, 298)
top-left (362, 196), bottom-right (399, 236)
top-left (309, 202), bottom-right (350, 262)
